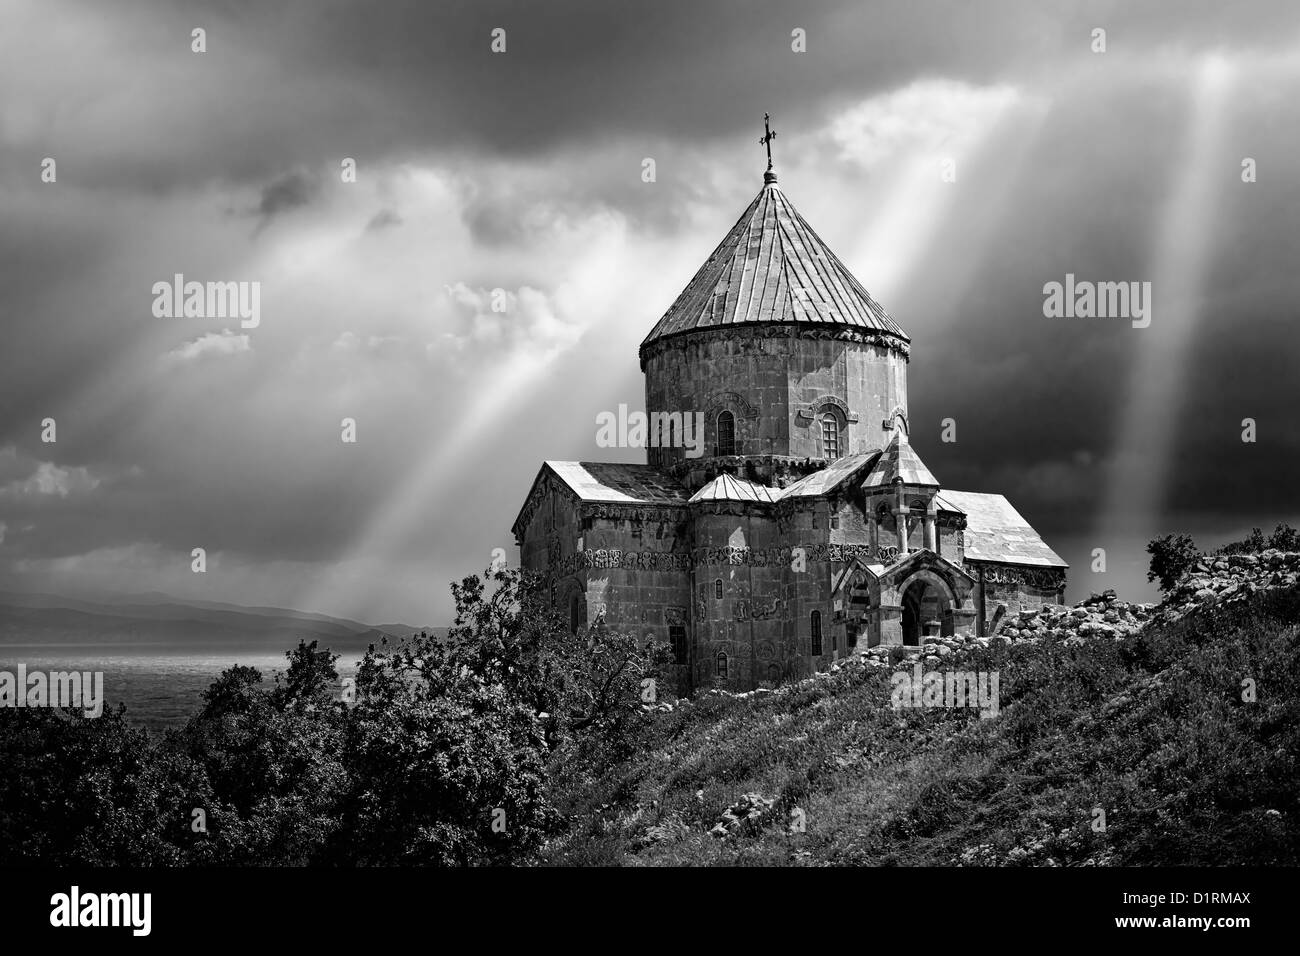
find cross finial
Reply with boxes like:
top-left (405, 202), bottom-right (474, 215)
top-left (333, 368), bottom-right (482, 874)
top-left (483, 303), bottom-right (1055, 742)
top-left (760, 112), bottom-right (777, 181)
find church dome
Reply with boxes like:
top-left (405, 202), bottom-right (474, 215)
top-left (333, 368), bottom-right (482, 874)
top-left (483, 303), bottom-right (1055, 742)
top-left (638, 175), bottom-right (909, 364)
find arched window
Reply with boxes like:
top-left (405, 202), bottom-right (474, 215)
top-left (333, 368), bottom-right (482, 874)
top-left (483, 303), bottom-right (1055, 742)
top-left (716, 410), bottom-right (736, 456)
top-left (821, 412), bottom-right (840, 460)
top-left (716, 651), bottom-right (729, 680)
top-left (810, 610), bottom-right (823, 655)
top-left (714, 578), bottom-right (723, 600)
top-left (767, 663), bottom-right (780, 684)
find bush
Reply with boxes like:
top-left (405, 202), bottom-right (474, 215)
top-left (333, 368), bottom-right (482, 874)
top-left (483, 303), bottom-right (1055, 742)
top-left (1147, 533), bottom-right (1200, 591)
top-left (0, 571), bottom-right (668, 866)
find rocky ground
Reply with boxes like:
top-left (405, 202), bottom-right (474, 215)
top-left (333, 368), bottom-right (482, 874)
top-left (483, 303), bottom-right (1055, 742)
top-left (679, 550), bottom-right (1300, 698)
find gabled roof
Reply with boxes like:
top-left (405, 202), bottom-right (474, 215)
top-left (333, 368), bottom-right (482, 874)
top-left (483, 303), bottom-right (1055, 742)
top-left (543, 461), bottom-right (689, 504)
top-left (689, 472), bottom-right (779, 504)
top-left (937, 490), bottom-right (1068, 568)
top-left (640, 177), bottom-right (908, 352)
top-left (776, 451), bottom-right (881, 499)
top-left (879, 546), bottom-right (977, 587)
top-left (512, 461), bottom-right (690, 537)
top-left (862, 428), bottom-right (940, 488)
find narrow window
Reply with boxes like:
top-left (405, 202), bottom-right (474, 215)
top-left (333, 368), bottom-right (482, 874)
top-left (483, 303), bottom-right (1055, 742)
top-left (569, 593), bottom-right (583, 635)
top-left (669, 625), bottom-right (688, 666)
top-left (716, 410), bottom-right (736, 456)
top-left (716, 651), bottom-right (729, 680)
top-left (821, 412), bottom-right (840, 460)
top-left (847, 622), bottom-right (858, 648)
top-left (810, 610), bottom-right (823, 655)
top-left (714, 578), bottom-right (723, 600)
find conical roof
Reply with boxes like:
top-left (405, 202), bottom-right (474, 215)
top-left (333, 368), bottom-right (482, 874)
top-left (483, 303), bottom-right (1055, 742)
top-left (640, 176), bottom-right (908, 352)
top-left (688, 472), bottom-right (779, 504)
top-left (863, 426), bottom-right (940, 488)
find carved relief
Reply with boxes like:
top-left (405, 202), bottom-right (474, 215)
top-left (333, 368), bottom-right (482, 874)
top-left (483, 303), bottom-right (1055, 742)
top-left (639, 325), bottom-right (911, 367)
top-left (979, 563), bottom-right (1066, 590)
top-left (881, 405), bottom-right (910, 436)
top-left (705, 390), bottom-right (760, 420)
top-left (796, 394), bottom-right (859, 424)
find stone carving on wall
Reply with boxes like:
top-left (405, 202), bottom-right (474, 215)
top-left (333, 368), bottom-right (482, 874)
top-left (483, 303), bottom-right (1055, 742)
top-left (665, 606), bottom-right (687, 626)
top-left (752, 595), bottom-right (783, 619)
top-left (692, 543), bottom-right (878, 567)
top-left (513, 471), bottom-right (557, 541)
top-left (796, 394), bottom-right (859, 424)
top-left (881, 405), bottom-right (910, 437)
top-left (550, 541), bottom-right (917, 580)
top-left (638, 325), bottom-right (910, 366)
top-left (704, 390), bottom-right (760, 420)
top-left (733, 600), bottom-right (750, 621)
top-left (980, 563), bottom-right (1066, 590)
top-left (583, 503), bottom-right (685, 525)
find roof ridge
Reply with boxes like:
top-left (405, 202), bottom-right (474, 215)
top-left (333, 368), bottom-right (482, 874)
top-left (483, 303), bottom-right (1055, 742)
top-left (640, 180), bottom-right (909, 350)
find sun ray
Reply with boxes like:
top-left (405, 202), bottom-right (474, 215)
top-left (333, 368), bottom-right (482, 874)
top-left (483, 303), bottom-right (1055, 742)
top-left (1097, 54), bottom-right (1235, 579)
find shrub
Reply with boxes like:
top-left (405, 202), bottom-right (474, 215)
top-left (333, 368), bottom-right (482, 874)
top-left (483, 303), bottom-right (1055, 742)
top-left (1147, 533), bottom-right (1200, 591)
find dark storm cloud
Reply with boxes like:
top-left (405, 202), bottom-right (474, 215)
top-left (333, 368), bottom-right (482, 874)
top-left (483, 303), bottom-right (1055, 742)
top-left (256, 167), bottom-right (320, 222)
top-left (17, 0), bottom-right (1295, 196)
top-left (2, 0), bottom-right (1299, 619)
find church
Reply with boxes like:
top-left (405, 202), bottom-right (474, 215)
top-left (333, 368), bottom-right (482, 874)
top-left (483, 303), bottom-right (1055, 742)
top-left (512, 134), bottom-right (1067, 694)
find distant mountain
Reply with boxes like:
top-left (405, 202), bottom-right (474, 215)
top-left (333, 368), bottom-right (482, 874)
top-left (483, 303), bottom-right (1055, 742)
top-left (0, 590), bottom-right (443, 652)
top-left (370, 623), bottom-right (441, 640)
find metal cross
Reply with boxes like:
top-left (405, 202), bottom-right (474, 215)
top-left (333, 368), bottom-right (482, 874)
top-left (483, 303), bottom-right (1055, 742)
top-left (760, 112), bottom-right (777, 170)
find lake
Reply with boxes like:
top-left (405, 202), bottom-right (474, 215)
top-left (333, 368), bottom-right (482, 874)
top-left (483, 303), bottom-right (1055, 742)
top-left (0, 646), bottom-right (366, 735)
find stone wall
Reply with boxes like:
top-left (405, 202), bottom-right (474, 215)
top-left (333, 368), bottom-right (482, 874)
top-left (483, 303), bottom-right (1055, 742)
top-left (575, 515), bottom-right (694, 694)
top-left (691, 509), bottom-right (797, 691)
top-left (968, 561), bottom-right (1067, 636)
top-left (643, 330), bottom-right (908, 474)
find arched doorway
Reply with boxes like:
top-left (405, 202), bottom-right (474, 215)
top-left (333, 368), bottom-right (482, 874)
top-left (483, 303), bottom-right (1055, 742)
top-left (901, 578), bottom-right (954, 646)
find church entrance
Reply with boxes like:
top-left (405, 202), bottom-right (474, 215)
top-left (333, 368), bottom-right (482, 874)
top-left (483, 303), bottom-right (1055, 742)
top-left (901, 579), bottom-right (953, 646)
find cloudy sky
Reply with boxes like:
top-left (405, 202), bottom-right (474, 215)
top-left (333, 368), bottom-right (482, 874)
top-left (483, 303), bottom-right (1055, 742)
top-left (1, 0), bottom-right (1297, 625)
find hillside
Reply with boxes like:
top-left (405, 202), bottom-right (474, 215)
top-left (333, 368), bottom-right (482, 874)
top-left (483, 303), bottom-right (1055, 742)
top-left (544, 552), bottom-right (1300, 866)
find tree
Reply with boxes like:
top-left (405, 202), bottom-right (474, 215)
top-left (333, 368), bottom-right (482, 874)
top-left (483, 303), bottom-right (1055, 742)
top-left (1147, 533), bottom-right (1200, 592)
top-left (0, 707), bottom-right (210, 865)
top-left (178, 644), bottom-right (349, 864)
top-left (1267, 523), bottom-right (1299, 552)
top-left (332, 566), bottom-right (669, 864)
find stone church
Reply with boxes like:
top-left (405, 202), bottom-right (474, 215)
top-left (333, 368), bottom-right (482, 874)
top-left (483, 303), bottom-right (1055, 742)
top-left (512, 153), bottom-right (1067, 694)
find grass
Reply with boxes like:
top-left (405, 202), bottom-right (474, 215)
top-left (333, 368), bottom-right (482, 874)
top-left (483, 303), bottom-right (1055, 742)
top-left (542, 587), bottom-right (1300, 866)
